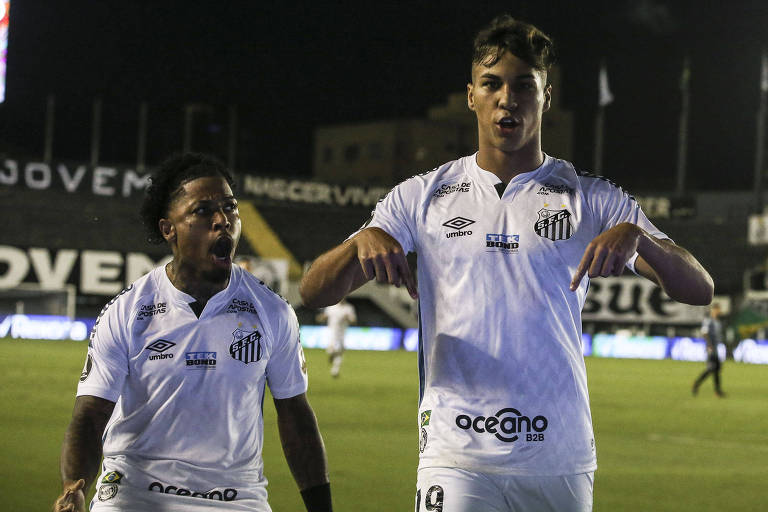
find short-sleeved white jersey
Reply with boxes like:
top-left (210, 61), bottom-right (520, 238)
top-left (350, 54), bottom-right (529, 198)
top-left (323, 302), bottom-right (356, 344)
top-left (77, 264), bottom-right (307, 507)
top-left (364, 153), bottom-right (667, 476)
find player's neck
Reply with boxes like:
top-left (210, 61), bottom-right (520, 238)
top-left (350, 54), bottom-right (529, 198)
top-left (476, 145), bottom-right (544, 185)
top-left (165, 261), bottom-right (230, 306)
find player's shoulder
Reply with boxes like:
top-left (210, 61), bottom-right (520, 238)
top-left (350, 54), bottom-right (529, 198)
top-left (95, 268), bottom-right (160, 321)
top-left (234, 266), bottom-right (294, 315)
top-left (572, 165), bottom-right (634, 199)
top-left (384, 155), bottom-right (471, 201)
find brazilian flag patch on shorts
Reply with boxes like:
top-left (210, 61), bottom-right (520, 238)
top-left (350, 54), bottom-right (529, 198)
top-left (101, 471), bottom-right (123, 484)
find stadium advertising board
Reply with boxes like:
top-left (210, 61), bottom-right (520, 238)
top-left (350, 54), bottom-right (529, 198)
top-left (582, 276), bottom-right (704, 325)
top-left (0, 245), bottom-right (171, 295)
top-left (0, 157), bottom-right (389, 208)
top-left (300, 325), bottom-right (401, 351)
top-left (0, 314), bottom-right (95, 341)
top-left (242, 175), bottom-right (390, 208)
top-left (669, 337), bottom-right (727, 362)
top-left (590, 334), bottom-right (669, 359)
top-left (0, 158), bottom-right (151, 197)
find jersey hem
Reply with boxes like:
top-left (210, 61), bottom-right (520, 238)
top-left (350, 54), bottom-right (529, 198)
top-left (269, 384), bottom-right (308, 400)
top-left (417, 462), bottom-right (598, 477)
top-left (76, 387), bottom-right (120, 403)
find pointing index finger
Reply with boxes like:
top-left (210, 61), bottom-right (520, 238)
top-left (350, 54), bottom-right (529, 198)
top-left (571, 249), bottom-right (592, 291)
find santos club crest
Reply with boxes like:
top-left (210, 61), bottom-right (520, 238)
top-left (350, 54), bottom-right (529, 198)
top-left (230, 328), bottom-right (262, 364)
top-left (534, 208), bottom-right (573, 241)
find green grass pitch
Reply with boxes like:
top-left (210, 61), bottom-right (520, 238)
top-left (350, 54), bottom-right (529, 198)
top-left (2, 338), bottom-right (767, 511)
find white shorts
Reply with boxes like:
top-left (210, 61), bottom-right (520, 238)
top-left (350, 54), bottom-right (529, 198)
top-left (90, 480), bottom-right (271, 512)
top-left (416, 467), bottom-right (594, 512)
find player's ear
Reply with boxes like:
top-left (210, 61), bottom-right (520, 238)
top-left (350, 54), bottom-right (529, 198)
top-left (467, 82), bottom-right (476, 111)
top-left (159, 218), bottom-right (176, 243)
top-left (542, 83), bottom-right (552, 113)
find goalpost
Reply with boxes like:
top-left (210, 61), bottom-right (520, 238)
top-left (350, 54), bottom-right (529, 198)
top-left (0, 283), bottom-right (77, 319)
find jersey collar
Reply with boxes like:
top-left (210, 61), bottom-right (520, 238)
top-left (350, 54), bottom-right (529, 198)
top-left (157, 264), bottom-right (240, 313)
top-left (467, 152), bottom-right (555, 189)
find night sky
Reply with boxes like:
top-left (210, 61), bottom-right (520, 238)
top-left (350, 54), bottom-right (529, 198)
top-left (2, 0), bottom-right (767, 192)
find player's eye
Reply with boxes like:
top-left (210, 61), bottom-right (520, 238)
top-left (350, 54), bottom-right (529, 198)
top-left (516, 82), bottom-right (535, 92)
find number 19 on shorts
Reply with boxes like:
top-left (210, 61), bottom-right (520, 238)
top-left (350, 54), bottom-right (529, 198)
top-left (416, 485), bottom-right (444, 512)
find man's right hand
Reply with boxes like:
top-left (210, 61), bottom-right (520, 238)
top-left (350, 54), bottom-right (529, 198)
top-left (353, 228), bottom-right (418, 299)
top-left (53, 479), bottom-right (86, 512)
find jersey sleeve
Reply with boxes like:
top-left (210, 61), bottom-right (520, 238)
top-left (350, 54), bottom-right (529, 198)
top-left (359, 178), bottom-right (422, 253)
top-left (584, 177), bottom-right (670, 273)
top-left (266, 303), bottom-right (308, 399)
top-left (76, 296), bottom-right (131, 402)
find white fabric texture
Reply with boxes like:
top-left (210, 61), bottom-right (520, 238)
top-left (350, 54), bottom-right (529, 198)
top-left (364, 153), bottom-right (667, 475)
top-left (78, 264), bottom-right (307, 507)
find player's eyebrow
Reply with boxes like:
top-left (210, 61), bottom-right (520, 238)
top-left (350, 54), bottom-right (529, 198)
top-left (478, 72), bottom-right (537, 81)
top-left (192, 196), bottom-right (237, 206)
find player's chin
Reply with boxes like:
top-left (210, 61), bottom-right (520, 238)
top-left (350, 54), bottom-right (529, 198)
top-left (203, 262), bottom-right (231, 282)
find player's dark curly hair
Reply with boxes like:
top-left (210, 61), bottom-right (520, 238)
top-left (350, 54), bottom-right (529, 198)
top-left (472, 15), bottom-right (556, 73)
top-left (140, 152), bottom-right (236, 244)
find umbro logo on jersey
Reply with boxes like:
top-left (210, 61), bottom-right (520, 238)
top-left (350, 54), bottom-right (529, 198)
top-left (145, 339), bottom-right (175, 361)
top-left (455, 408), bottom-right (548, 443)
top-left (230, 328), bottom-right (262, 364)
top-left (534, 208), bottom-right (573, 241)
top-left (443, 217), bottom-right (475, 239)
top-left (443, 217), bottom-right (475, 230)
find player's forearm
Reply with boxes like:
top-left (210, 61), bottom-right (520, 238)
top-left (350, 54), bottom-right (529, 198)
top-left (274, 396), bottom-right (331, 510)
top-left (637, 235), bottom-right (714, 305)
top-left (277, 408), bottom-right (330, 490)
top-left (300, 239), bottom-right (365, 309)
top-left (59, 413), bottom-right (105, 491)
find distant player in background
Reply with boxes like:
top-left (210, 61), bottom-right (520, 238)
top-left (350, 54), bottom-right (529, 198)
top-left (53, 153), bottom-right (331, 512)
top-left (316, 298), bottom-right (356, 378)
top-left (299, 15), bottom-right (713, 512)
top-left (693, 303), bottom-right (726, 397)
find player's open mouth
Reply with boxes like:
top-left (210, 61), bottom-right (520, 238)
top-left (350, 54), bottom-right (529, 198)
top-left (498, 117), bottom-right (520, 129)
top-left (211, 236), bottom-right (233, 265)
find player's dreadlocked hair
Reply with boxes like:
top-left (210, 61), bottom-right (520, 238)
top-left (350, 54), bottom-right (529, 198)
top-left (140, 152), bottom-right (236, 244)
top-left (472, 15), bottom-right (556, 73)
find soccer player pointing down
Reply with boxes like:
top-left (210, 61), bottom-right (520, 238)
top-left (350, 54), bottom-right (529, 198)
top-left (300, 15), bottom-right (712, 512)
top-left (54, 153), bottom-right (332, 512)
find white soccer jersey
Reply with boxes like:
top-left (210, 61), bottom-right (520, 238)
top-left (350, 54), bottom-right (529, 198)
top-left (323, 302), bottom-right (356, 350)
top-left (77, 264), bottom-right (307, 509)
top-left (364, 153), bottom-right (668, 476)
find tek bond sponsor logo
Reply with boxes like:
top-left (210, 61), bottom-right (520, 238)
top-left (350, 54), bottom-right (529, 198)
top-left (186, 351), bottom-right (217, 370)
top-left (148, 482), bottom-right (238, 501)
top-left (455, 407), bottom-right (548, 443)
top-left (485, 233), bottom-right (520, 253)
